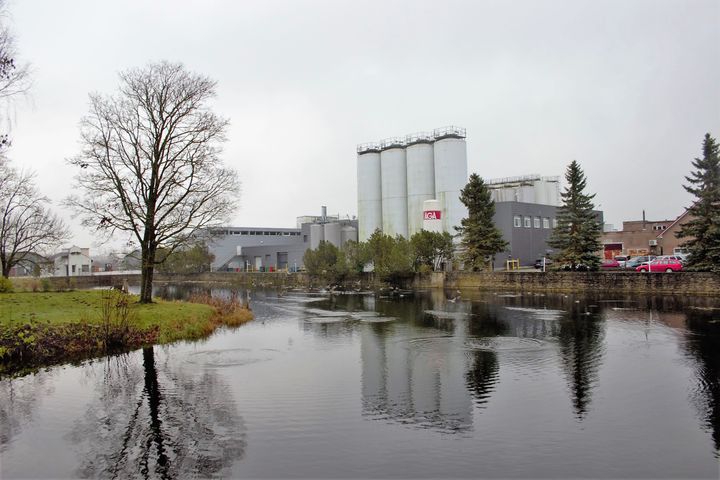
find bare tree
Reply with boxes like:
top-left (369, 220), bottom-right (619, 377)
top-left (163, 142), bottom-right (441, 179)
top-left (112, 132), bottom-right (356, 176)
top-left (67, 62), bottom-right (240, 303)
top-left (0, 0), bottom-right (31, 148)
top-left (0, 157), bottom-right (68, 278)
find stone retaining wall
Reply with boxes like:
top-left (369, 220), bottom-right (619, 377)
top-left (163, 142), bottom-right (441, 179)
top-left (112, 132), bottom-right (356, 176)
top-left (11, 270), bottom-right (720, 296)
top-left (440, 271), bottom-right (720, 296)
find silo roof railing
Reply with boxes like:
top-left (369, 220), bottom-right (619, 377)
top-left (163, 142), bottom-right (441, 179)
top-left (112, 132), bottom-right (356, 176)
top-left (357, 142), bottom-right (382, 153)
top-left (405, 131), bottom-right (435, 145)
top-left (359, 126), bottom-right (467, 151)
top-left (432, 126), bottom-right (466, 139)
top-left (380, 136), bottom-right (406, 149)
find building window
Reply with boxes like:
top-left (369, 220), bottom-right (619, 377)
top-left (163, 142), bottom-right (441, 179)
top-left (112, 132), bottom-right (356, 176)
top-left (552, 218), bottom-right (558, 228)
top-left (543, 217), bottom-right (550, 229)
top-left (534, 217), bottom-right (541, 228)
top-left (524, 216), bottom-right (531, 228)
top-left (513, 215), bottom-right (522, 228)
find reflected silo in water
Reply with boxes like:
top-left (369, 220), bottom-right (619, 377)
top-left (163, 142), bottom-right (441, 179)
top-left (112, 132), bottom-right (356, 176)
top-left (380, 139), bottom-right (408, 238)
top-left (406, 133), bottom-right (435, 237)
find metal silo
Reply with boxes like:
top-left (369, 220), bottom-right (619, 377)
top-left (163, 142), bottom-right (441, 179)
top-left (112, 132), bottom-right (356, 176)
top-left (357, 144), bottom-right (383, 242)
top-left (433, 127), bottom-right (468, 236)
top-left (341, 225), bottom-right (358, 245)
top-left (310, 223), bottom-right (324, 250)
top-left (324, 222), bottom-right (341, 248)
top-left (405, 132), bottom-right (435, 238)
top-left (380, 138), bottom-right (408, 238)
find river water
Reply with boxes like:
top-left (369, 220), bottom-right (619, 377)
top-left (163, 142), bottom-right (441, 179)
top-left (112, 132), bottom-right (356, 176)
top-left (1, 287), bottom-right (719, 478)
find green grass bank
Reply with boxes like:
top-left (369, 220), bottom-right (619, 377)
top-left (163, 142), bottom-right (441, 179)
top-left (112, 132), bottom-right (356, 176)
top-left (0, 290), bottom-right (253, 377)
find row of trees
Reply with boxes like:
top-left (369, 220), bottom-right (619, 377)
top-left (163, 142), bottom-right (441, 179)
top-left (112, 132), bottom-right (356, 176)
top-left (303, 229), bottom-right (454, 283)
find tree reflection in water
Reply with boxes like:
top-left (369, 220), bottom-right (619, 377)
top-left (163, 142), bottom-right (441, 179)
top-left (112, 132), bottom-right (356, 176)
top-left (69, 346), bottom-right (246, 478)
top-left (557, 302), bottom-right (605, 420)
top-left (0, 373), bottom-right (55, 452)
top-left (683, 308), bottom-right (720, 456)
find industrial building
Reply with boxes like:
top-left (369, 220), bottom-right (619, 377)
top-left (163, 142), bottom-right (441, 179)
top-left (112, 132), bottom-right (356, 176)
top-left (486, 175), bottom-right (561, 206)
top-left (357, 126), bottom-right (468, 241)
top-left (600, 209), bottom-right (692, 259)
top-left (485, 175), bottom-right (603, 269)
top-left (208, 207), bottom-right (358, 272)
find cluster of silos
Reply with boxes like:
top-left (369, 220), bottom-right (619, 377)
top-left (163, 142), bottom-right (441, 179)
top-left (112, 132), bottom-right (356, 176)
top-left (357, 126), bottom-right (468, 241)
top-left (309, 222), bottom-right (358, 250)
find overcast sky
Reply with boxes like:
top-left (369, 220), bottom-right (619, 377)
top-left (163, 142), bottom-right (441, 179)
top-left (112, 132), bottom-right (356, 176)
top-left (5, 0), bottom-right (720, 252)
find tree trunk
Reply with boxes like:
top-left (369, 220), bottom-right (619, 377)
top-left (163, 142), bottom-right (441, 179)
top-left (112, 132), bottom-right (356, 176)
top-left (139, 245), bottom-right (156, 303)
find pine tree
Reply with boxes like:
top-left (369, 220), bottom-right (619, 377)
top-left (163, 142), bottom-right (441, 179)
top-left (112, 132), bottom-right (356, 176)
top-left (457, 173), bottom-right (508, 271)
top-left (677, 133), bottom-right (720, 272)
top-left (548, 161), bottom-right (602, 270)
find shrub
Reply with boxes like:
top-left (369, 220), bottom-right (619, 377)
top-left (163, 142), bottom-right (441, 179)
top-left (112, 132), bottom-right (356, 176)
top-left (0, 276), bottom-right (14, 293)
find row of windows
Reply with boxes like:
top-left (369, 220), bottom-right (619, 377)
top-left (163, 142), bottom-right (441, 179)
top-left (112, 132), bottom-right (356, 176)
top-left (220, 230), bottom-right (301, 237)
top-left (513, 215), bottom-right (557, 229)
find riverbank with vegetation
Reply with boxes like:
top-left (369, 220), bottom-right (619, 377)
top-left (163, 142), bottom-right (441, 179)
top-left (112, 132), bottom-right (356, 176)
top-left (0, 290), bottom-right (253, 377)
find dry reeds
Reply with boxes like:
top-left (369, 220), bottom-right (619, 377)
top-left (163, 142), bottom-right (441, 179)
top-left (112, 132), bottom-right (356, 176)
top-left (188, 291), bottom-right (254, 327)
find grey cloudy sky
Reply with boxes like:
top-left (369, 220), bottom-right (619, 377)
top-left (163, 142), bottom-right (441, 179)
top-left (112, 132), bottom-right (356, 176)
top-left (6, 0), bottom-right (720, 250)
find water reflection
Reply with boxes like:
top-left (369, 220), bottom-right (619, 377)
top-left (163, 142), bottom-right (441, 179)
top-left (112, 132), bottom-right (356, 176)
top-left (0, 373), bottom-right (55, 451)
top-left (360, 320), bottom-right (474, 433)
top-left (69, 346), bottom-right (245, 478)
top-left (557, 303), bottom-right (605, 420)
top-left (683, 307), bottom-right (720, 455)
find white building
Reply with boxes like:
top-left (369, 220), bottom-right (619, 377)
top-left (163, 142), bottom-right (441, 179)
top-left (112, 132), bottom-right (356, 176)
top-left (52, 246), bottom-right (92, 276)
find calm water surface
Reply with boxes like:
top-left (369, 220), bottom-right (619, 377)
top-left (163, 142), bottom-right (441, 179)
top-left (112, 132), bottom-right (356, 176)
top-left (1, 288), bottom-right (720, 478)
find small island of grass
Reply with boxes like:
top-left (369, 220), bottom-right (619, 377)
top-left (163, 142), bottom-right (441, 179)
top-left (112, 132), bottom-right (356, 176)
top-left (0, 289), bottom-right (253, 377)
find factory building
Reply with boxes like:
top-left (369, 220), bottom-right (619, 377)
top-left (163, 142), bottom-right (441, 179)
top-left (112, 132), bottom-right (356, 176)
top-left (357, 126), bottom-right (468, 241)
top-left (208, 207), bottom-right (358, 272)
top-left (486, 175), bottom-right (603, 269)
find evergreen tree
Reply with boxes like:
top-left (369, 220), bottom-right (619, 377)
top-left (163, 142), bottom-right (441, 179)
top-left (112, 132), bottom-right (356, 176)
top-left (457, 173), bottom-right (508, 271)
top-left (548, 161), bottom-right (602, 270)
top-left (677, 133), bottom-right (720, 272)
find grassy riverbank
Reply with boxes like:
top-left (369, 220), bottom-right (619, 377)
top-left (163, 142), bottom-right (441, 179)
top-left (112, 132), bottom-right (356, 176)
top-left (0, 290), bottom-right (253, 376)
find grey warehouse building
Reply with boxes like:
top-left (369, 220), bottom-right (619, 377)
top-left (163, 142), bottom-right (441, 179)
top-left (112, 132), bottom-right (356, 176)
top-left (208, 211), bottom-right (358, 272)
top-left (491, 201), bottom-right (604, 269)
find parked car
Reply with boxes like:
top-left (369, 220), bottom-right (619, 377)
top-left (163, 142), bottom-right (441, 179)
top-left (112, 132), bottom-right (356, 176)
top-left (636, 258), bottom-right (683, 272)
top-left (534, 258), bottom-right (554, 269)
top-left (601, 259), bottom-right (621, 269)
top-left (659, 255), bottom-right (685, 264)
top-left (625, 255), bottom-right (656, 269)
top-left (561, 263), bottom-right (591, 271)
top-left (614, 255), bottom-right (630, 268)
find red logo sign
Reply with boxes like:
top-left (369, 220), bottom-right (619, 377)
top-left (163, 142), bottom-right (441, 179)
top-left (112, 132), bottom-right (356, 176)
top-left (423, 210), bottom-right (442, 220)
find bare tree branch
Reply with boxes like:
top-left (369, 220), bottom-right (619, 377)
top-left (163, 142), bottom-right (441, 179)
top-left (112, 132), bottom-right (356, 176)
top-left (0, 157), bottom-right (69, 277)
top-left (66, 61), bottom-right (240, 302)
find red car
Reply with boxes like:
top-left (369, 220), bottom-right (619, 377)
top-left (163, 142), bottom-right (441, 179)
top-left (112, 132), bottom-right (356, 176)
top-left (636, 258), bottom-right (683, 272)
top-left (601, 259), bottom-right (621, 269)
